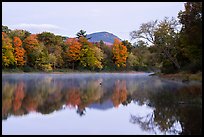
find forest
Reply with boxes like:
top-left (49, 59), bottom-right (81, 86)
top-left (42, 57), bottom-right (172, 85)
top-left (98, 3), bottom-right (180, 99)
top-left (2, 2), bottom-right (202, 74)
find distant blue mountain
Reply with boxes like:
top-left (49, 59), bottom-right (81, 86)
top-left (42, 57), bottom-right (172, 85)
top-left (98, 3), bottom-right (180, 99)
top-left (87, 31), bottom-right (122, 44)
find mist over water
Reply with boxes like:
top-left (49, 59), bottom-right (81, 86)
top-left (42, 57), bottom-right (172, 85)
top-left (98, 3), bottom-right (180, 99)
top-left (2, 73), bottom-right (202, 135)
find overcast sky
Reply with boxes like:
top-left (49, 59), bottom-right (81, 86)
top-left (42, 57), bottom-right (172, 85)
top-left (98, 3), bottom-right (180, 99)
top-left (2, 2), bottom-right (185, 41)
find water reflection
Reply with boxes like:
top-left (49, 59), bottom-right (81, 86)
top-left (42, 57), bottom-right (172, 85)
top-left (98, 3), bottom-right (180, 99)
top-left (2, 73), bottom-right (202, 135)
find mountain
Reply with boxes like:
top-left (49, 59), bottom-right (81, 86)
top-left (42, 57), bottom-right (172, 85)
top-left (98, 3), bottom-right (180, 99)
top-left (87, 31), bottom-right (122, 45)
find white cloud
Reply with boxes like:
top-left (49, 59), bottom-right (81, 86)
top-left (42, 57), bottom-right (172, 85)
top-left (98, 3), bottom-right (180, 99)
top-left (9, 23), bottom-right (61, 34)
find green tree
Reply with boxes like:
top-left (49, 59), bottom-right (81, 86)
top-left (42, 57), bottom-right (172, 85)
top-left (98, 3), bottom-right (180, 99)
top-left (122, 40), bottom-right (133, 52)
top-left (154, 17), bottom-right (181, 70)
top-left (127, 53), bottom-right (139, 69)
top-left (2, 25), bottom-right (11, 34)
top-left (178, 2), bottom-right (202, 72)
top-left (76, 30), bottom-right (91, 39)
top-left (130, 17), bottom-right (181, 72)
top-left (131, 41), bottom-right (152, 71)
top-left (99, 41), bottom-right (114, 70)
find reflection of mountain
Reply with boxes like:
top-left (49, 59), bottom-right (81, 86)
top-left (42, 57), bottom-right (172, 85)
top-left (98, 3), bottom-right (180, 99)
top-left (88, 100), bottom-right (114, 110)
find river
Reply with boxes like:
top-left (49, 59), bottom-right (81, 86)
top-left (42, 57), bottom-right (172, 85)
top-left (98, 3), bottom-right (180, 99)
top-left (2, 73), bottom-right (202, 135)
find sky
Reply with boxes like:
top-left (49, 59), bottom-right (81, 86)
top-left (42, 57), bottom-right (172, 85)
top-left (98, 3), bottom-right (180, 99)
top-left (2, 2), bottom-right (185, 41)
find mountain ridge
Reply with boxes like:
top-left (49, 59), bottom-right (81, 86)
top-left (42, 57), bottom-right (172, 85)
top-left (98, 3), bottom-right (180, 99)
top-left (87, 31), bottom-right (122, 44)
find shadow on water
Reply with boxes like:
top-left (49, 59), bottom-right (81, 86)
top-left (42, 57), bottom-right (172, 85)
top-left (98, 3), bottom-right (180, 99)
top-left (2, 73), bottom-right (202, 135)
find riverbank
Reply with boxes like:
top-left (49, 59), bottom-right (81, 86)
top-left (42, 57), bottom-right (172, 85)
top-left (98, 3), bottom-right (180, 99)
top-left (2, 68), bottom-right (150, 74)
top-left (155, 71), bottom-right (202, 82)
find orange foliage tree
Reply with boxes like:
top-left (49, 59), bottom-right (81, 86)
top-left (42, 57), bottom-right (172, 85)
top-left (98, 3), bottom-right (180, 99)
top-left (112, 38), bottom-right (128, 67)
top-left (23, 34), bottom-right (43, 68)
top-left (13, 36), bottom-right (26, 66)
top-left (65, 38), bottom-right (82, 69)
top-left (24, 34), bottom-right (39, 49)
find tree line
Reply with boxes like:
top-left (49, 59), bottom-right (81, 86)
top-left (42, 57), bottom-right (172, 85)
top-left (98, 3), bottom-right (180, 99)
top-left (2, 2), bottom-right (202, 73)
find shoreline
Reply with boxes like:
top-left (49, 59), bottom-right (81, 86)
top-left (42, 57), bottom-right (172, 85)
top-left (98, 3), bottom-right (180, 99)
top-left (154, 72), bottom-right (202, 82)
top-left (2, 71), bottom-right (152, 74)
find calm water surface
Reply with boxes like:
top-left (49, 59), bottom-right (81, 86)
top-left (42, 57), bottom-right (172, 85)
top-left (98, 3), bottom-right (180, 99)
top-left (2, 73), bottom-right (202, 135)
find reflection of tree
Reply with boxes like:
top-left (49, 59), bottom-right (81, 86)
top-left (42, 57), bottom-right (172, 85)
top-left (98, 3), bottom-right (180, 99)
top-left (23, 96), bottom-right (39, 112)
top-left (178, 105), bottom-right (202, 135)
top-left (130, 113), bottom-right (158, 134)
top-left (13, 81), bottom-right (25, 112)
top-left (62, 78), bottom-right (105, 116)
top-left (79, 79), bottom-right (103, 107)
top-left (76, 108), bottom-right (86, 117)
top-left (111, 80), bottom-right (127, 107)
top-left (129, 84), bottom-right (202, 135)
top-left (2, 75), bottom-right (202, 135)
top-left (2, 82), bottom-right (16, 120)
top-left (122, 94), bottom-right (132, 106)
top-left (37, 81), bottom-right (63, 114)
top-left (66, 88), bottom-right (81, 107)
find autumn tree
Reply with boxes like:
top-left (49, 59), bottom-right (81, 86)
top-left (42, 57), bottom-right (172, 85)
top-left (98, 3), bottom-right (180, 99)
top-left (65, 38), bottom-right (82, 69)
top-left (79, 37), bottom-right (104, 70)
top-left (2, 32), bottom-right (16, 67)
top-left (34, 45), bottom-right (53, 71)
top-left (23, 34), bottom-right (40, 67)
top-left (13, 37), bottom-right (26, 66)
top-left (37, 32), bottom-right (64, 69)
top-left (112, 38), bottom-right (128, 68)
top-left (37, 32), bottom-right (57, 52)
top-left (10, 29), bottom-right (31, 41)
top-left (23, 35), bottom-right (52, 71)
